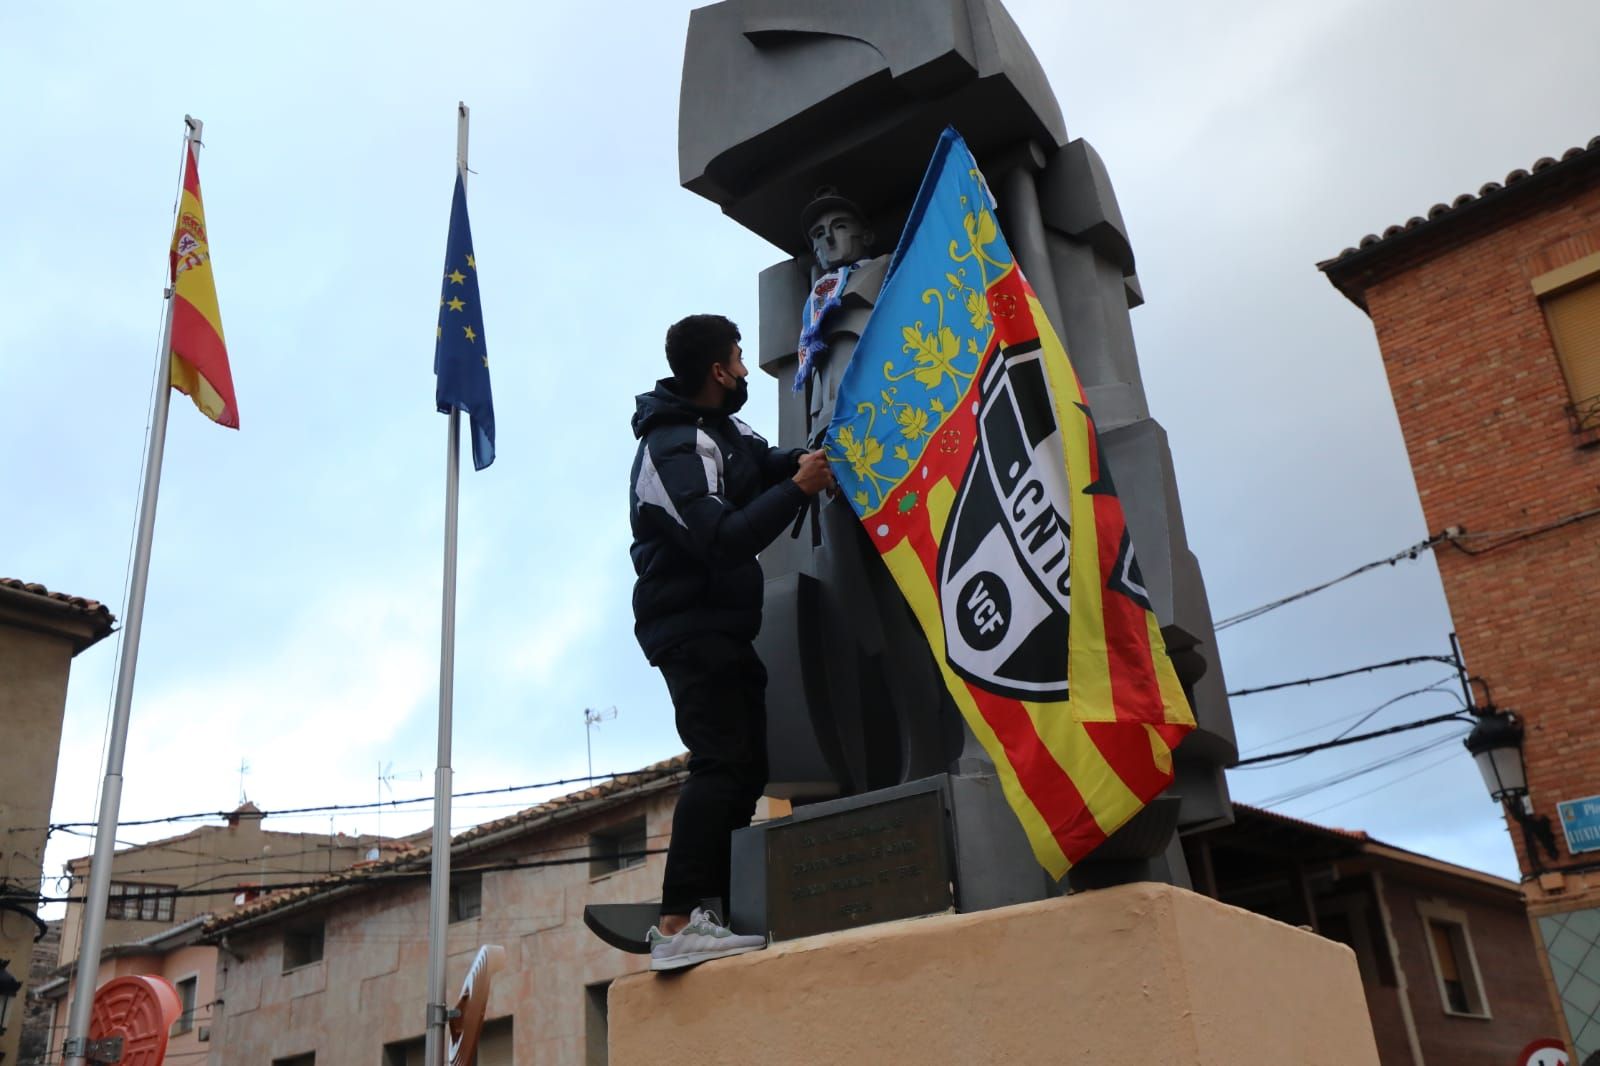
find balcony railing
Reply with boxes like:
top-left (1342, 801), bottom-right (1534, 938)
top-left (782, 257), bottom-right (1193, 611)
top-left (1566, 392), bottom-right (1600, 436)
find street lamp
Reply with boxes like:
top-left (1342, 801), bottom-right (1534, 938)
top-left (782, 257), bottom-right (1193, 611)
top-left (1463, 707), bottom-right (1558, 862)
top-left (0, 957), bottom-right (20, 1034)
top-left (1463, 707), bottom-right (1529, 801)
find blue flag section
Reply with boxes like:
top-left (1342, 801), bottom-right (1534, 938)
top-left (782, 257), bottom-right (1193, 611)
top-left (434, 172), bottom-right (496, 471)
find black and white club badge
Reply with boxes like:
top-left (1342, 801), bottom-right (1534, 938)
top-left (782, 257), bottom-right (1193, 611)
top-left (938, 344), bottom-right (1073, 701)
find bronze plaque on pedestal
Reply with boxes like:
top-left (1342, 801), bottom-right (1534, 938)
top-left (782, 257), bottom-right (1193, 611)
top-left (765, 790), bottom-right (953, 941)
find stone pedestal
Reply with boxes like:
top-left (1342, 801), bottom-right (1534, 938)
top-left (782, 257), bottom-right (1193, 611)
top-left (609, 882), bottom-right (1380, 1066)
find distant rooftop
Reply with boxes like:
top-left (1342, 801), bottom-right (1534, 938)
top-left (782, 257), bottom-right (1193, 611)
top-left (204, 754), bottom-right (690, 938)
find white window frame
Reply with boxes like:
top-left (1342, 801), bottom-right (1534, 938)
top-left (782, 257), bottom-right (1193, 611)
top-left (1416, 899), bottom-right (1492, 1019)
top-left (170, 971), bottom-right (200, 1035)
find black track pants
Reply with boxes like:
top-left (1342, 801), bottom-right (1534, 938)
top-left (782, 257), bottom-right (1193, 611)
top-left (657, 633), bottom-right (769, 916)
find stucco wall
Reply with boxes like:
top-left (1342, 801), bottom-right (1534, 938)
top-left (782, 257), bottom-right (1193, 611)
top-left (610, 882), bottom-right (1382, 1065)
top-left (1, 623), bottom-right (82, 1066)
top-left (58, 820), bottom-right (382, 968)
top-left (209, 788), bottom-right (679, 1065)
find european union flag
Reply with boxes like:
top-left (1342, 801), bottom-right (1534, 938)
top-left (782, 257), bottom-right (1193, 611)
top-left (435, 172), bottom-right (495, 470)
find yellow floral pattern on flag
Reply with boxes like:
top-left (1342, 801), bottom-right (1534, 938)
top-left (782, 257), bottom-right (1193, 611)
top-left (826, 177), bottom-right (1002, 512)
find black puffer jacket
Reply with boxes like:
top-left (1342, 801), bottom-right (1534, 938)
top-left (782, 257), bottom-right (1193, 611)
top-left (629, 380), bottom-right (806, 662)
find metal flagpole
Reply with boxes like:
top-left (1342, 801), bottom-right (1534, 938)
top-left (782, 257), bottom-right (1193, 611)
top-left (62, 114), bottom-right (201, 1066)
top-left (424, 101), bottom-right (469, 1066)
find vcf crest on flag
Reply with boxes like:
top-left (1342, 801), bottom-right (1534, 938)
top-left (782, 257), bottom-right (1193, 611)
top-left (824, 128), bottom-right (1194, 878)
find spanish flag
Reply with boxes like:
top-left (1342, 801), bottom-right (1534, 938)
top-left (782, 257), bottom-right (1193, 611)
top-left (168, 145), bottom-right (237, 428)
top-left (825, 128), bottom-right (1195, 878)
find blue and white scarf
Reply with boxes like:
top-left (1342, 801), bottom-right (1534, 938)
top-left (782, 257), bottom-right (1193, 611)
top-left (793, 261), bottom-right (863, 393)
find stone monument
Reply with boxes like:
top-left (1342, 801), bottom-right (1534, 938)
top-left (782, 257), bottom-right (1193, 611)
top-left (586, 0), bottom-right (1240, 954)
top-left (601, 12), bottom-right (1381, 1064)
top-left (683, 0), bottom-right (1236, 902)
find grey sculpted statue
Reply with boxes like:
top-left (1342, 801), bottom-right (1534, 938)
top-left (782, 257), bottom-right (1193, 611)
top-left (679, 0), bottom-right (1238, 891)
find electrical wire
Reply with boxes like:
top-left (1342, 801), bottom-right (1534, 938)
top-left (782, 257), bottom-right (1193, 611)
top-left (1235, 710), bottom-right (1469, 768)
top-left (1213, 535), bottom-right (1439, 631)
top-left (1215, 507), bottom-right (1600, 632)
top-left (1294, 747), bottom-right (1466, 819)
top-left (1234, 680), bottom-right (1464, 767)
top-left (1443, 506), bottom-right (1600, 556)
top-left (32, 847), bottom-right (672, 905)
top-left (1253, 731), bottom-right (1469, 809)
top-left (1226, 655), bottom-right (1458, 698)
top-left (30, 766), bottom-right (683, 834)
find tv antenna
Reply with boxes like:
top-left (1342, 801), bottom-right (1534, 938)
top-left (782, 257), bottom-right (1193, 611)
top-left (376, 760), bottom-right (422, 843)
top-left (584, 706), bottom-right (617, 781)
top-left (238, 757), bottom-right (250, 805)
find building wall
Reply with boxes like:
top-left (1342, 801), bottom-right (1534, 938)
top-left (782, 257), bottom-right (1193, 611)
top-left (18, 922), bottom-right (62, 1065)
top-left (209, 790), bottom-right (679, 1066)
top-left (1361, 180), bottom-right (1600, 887)
top-left (32, 942), bottom-right (218, 1066)
top-left (1357, 175), bottom-right (1600, 1056)
top-left (0, 602), bottom-right (105, 1066)
top-left (57, 821), bottom-right (384, 968)
top-left (1381, 873), bottom-right (1561, 1063)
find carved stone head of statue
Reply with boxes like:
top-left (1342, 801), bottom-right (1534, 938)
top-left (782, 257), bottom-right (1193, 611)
top-left (800, 187), bottom-right (876, 271)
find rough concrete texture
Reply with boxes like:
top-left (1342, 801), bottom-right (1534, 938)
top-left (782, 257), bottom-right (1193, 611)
top-left (609, 882), bottom-right (1380, 1065)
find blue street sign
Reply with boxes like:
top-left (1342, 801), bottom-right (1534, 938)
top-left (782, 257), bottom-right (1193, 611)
top-left (1557, 795), bottom-right (1600, 855)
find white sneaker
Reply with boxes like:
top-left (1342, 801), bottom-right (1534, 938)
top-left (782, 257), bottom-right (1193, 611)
top-left (647, 906), bottom-right (765, 971)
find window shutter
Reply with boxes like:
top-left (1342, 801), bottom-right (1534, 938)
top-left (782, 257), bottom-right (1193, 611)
top-left (1544, 279), bottom-right (1600, 407)
top-left (477, 1017), bottom-right (514, 1066)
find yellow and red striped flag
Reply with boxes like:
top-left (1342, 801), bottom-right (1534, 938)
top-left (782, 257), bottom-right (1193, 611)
top-left (168, 145), bottom-right (237, 428)
top-left (825, 129), bottom-right (1195, 878)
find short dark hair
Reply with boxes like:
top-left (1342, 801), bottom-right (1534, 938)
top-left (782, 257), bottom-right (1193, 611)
top-left (665, 314), bottom-right (741, 392)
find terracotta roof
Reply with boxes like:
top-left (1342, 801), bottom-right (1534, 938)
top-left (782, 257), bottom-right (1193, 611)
top-left (1231, 804), bottom-right (1519, 894)
top-left (203, 754), bottom-right (689, 937)
top-left (1318, 135), bottom-right (1600, 306)
top-left (1233, 803), bottom-right (1367, 842)
top-left (0, 577), bottom-right (115, 640)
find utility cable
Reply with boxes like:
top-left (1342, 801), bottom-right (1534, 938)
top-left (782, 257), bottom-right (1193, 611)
top-left (1236, 680), bottom-right (1464, 768)
top-left (1227, 655), bottom-right (1458, 698)
top-left (1442, 506), bottom-right (1600, 556)
top-left (1254, 731), bottom-right (1468, 809)
top-left (36, 765), bottom-right (683, 834)
top-left (1213, 535), bottom-right (1439, 631)
top-left (1234, 709), bottom-right (1471, 767)
top-left (1216, 507), bottom-right (1600, 632)
top-left (1295, 747), bottom-right (1466, 819)
top-left (32, 847), bottom-right (672, 905)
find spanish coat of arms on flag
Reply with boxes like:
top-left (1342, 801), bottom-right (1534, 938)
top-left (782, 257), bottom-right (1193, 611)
top-left (824, 127), bottom-right (1196, 879)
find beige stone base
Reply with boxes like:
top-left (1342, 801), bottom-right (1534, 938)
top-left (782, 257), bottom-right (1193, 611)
top-left (609, 882), bottom-right (1380, 1065)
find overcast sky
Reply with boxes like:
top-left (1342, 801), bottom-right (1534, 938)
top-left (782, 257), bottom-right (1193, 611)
top-left (7, 0), bottom-right (1600, 914)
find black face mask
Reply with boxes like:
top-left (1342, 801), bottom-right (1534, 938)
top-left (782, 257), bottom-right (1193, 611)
top-left (722, 376), bottom-right (749, 414)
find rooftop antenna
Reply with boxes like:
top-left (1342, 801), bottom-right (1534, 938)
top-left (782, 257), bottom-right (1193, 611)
top-left (237, 757), bottom-right (250, 805)
top-left (584, 706), bottom-right (617, 782)
top-left (376, 759), bottom-right (422, 846)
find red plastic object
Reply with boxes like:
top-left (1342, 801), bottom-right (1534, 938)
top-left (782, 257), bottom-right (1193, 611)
top-left (89, 975), bottom-right (181, 1065)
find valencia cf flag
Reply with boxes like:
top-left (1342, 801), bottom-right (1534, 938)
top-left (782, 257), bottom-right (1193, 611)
top-left (824, 128), bottom-right (1195, 878)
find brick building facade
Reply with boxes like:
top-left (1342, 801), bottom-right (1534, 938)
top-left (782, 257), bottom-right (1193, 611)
top-left (1190, 806), bottom-right (1560, 1066)
top-left (1322, 135), bottom-right (1600, 1058)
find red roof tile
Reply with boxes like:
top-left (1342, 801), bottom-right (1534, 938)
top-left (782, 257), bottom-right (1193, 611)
top-left (1, 578), bottom-right (115, 629)
top-left (1318, 136), bottom-right (1600, 285)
